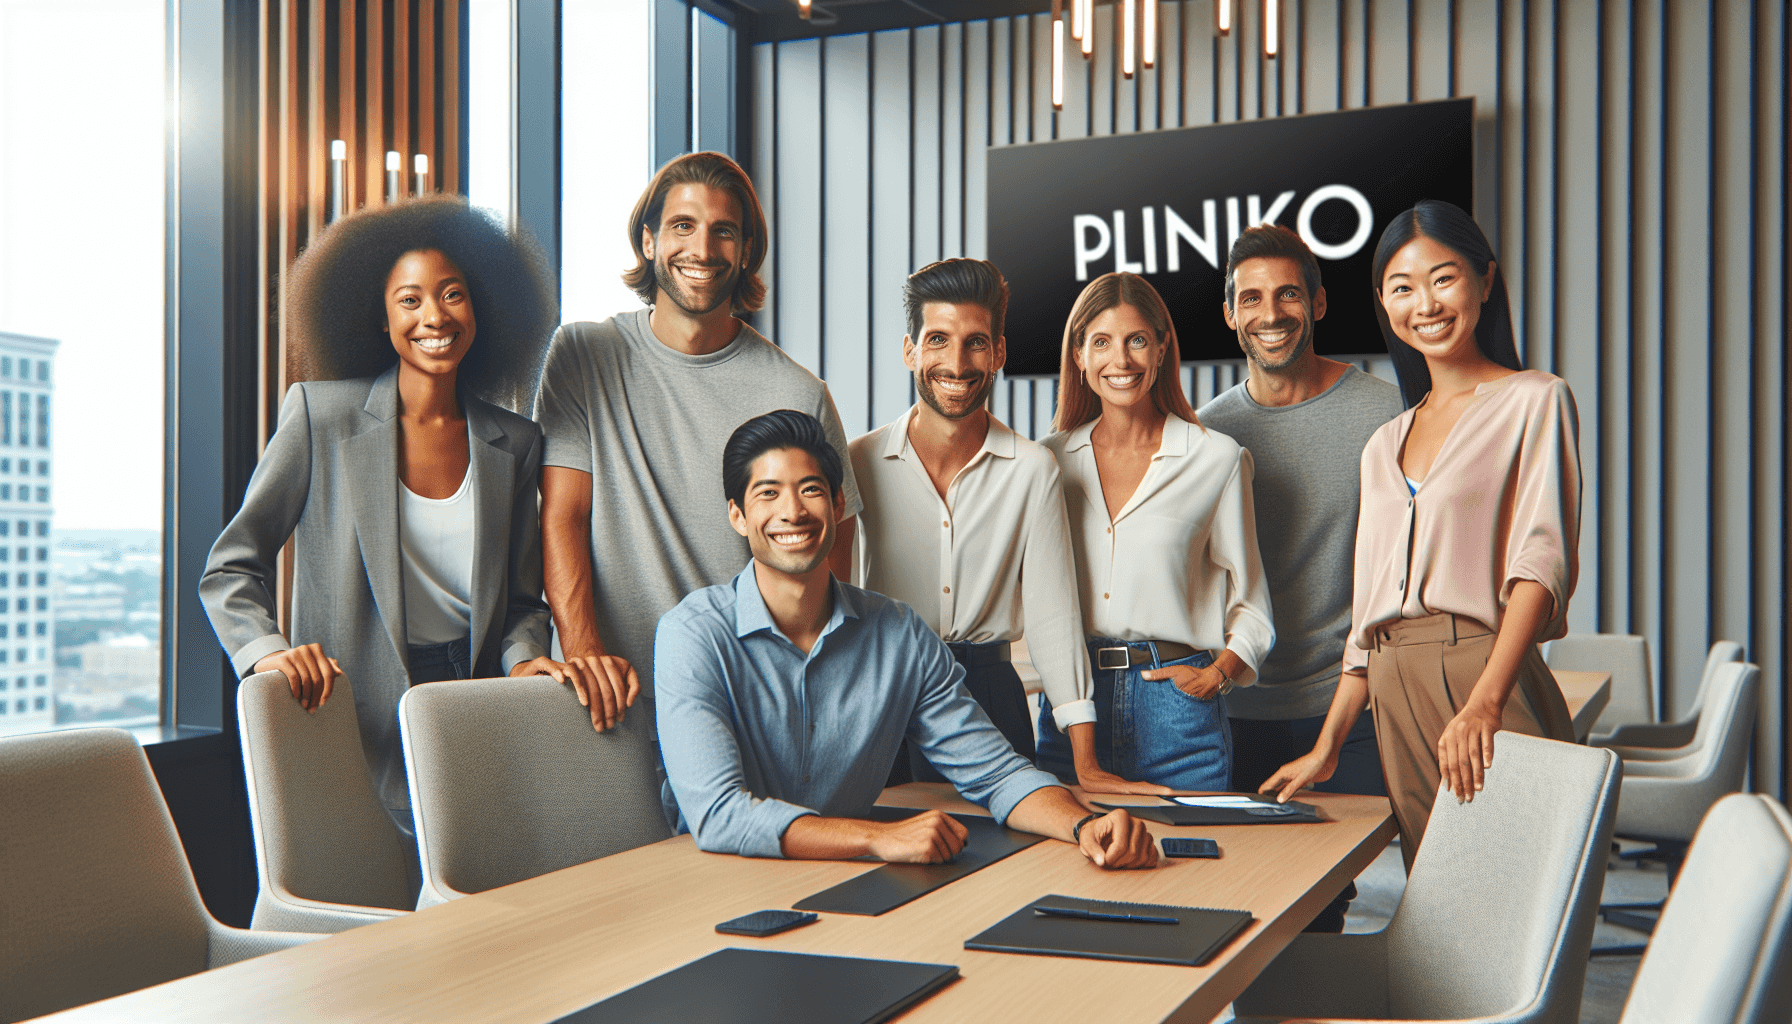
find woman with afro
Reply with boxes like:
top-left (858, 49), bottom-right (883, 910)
top-left (201, 195), bottom-right (573, 836)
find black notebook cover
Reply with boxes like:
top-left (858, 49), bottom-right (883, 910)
top-left (965, 895), bottom-right (1254, 967)
top-left (792, 807), bottom-right (1045, 916)
top-left (559, 948), bottom-right (959, 1024)
top-left (1094, 796), bottom-right (1323, 826)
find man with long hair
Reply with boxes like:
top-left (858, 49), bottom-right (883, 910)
top-left (534, 153), bottom-right (861, 774)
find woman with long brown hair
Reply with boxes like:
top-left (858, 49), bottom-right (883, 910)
top-left (1034, 272), bottom-right (1276, 792)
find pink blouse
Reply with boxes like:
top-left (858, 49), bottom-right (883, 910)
top-left (1345, 370), bottom-right (1581, 673)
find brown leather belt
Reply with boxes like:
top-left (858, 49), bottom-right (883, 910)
top-left (1089, 638), bottom-right (1200, 670)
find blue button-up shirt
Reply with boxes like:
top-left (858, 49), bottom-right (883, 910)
top-left (655, 563), bottom-right (1061, 858)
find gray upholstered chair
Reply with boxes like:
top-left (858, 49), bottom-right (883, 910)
top-left (1232, 733), bottom-right (1621, 1024)
top-left (1617, 793), bottom-right (1792, 1024)
top-left (1594, 640), bottom-right (1743, 756)
top-left (238, 670), bottom-right (418, 932)
top-left (1596, 661), bottom-right (1761, 949)
top-left (399, 675), bottom-right (672, 908)
top-left (1544, 633), bottom-right (1653, 741)
top-left (0, 728), bottom-right (322, 1023)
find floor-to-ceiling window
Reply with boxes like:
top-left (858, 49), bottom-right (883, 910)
top-left (0, 0), bottom-right (165, 738)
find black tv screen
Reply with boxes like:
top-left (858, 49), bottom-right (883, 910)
top-left (988, 98), bottom-right (1474, 376)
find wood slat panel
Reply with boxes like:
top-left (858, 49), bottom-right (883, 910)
top-left (821, 32), bottom-right (871, 432)
top-left (871, 29), bottom-right (915, 430)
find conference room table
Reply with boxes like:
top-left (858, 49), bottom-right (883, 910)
top-left (41, 786), bottom-right (1395, 1024)
top-left (38, 675), bottom-right (1606, 1024)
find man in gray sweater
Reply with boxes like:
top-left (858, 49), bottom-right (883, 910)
top-left (1197, 225), bottom-right (1404, 927)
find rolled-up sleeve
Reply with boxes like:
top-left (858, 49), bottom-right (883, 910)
top-left (1501, 379), bottom-right (1581, 642)
top-left (904, 614), bottom-right (1060, 824)
top-left (1205, 449), bottom-right (1277, 684)
top-left (654, 611), bottom-right (815, 857)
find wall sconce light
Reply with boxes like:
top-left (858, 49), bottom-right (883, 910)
top-left (413, 154), bottom-right (429, 195)
top-left (798, 0), bottom-right (810, 19)
top-left (1051, 0), bottom-right (1065, 109)
top-left (1122, 0), bottom-right (1136, 79)
top-left (1264, 0), bottom-right (1279, 58)
top-left (1217, 0), bottom-right (1231, 36)
top-left (1143, 0), bottom-right (1157, 68)
top-left (329, 140), bottom-right (347, 223)
top-left (385, 151), bottom-right (402, 203)
top-left (1054, 0), bottom-right (1157, 107)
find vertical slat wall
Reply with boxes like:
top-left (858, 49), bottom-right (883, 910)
top-left (749, 0), bottom-right (1789, 798)
top-left (258, 0), bottom-right (464, 441)
top-left (256, 0), bottom-right (462, 628)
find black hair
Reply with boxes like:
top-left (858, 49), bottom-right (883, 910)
top-left (1369, 199), bottom-right (1522, 408)
top-left (1224, 224), bottom-right (1322, 309)
top-left (623, 151), bottom-right (769, 313)
top-left (903, 258), bottom-right (1009, 344)
top-left (722, 410), bottom-right (844, 510)
top-left (286, 194), bottom-right (557, 413)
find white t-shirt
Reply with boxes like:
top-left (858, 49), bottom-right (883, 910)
top-left (399, 469), bottom-right (475, 645)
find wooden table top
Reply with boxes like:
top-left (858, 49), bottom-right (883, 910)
top-left (40, 785), bottom-right (1395, 1024)
top-left (1555, 669), bottom-right (1613, 742)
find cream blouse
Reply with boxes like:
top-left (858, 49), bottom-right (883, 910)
top-left (1345, 369), bottom-right (1581, 673)
top-left (1045, 415), bottom-right (1276, 686)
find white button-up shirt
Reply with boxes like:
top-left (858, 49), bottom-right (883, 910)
top-left (1044, 415), bottom-right (1276, 686)
top-left (850, 407), bottom-right (1096, 730)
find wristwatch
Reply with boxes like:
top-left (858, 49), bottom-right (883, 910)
top-left (1071, 812), bottom-right (1104, 844)
top-left (1215, 666), bottom-right (1235, 696)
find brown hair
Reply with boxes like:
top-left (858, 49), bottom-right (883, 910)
top-left (1052, 272), bottom-right (1199, 433)
top-left (622, 151), bottom-right (768, 313)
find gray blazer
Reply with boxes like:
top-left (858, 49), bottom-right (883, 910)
top-left (200, 367), bottom-right (551, 813)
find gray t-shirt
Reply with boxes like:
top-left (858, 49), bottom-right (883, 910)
top-left (1196, 365), bottom-right (1403, 720)
top-left (536, 308), bottom-right (862, 697)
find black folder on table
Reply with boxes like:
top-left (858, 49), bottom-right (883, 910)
top-left (792, 806), bottom-right (1045, 916)
top-left (1094, 795), bottom-right (1324, 826)
top-left (558, 948), bottom-right (959, 1024)
top-left (965, 895), bottom-right (1254, 968)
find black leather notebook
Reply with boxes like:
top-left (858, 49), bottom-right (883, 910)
top-left (965, 895), bottom-right (1254, 967)
top-left (1094, 796), bottom-right (1323, 826)
top-left (792, 807), bottom-right (1045, 916)
top-left (559, 948), bottom-right (959, 1024)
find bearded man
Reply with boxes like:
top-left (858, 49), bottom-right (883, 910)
top-left (848, 259), bottom-right (1150, 793)
top-left (535, 152), bottom-right (861, 775)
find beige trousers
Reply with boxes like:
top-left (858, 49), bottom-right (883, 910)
top-left (1366, 612), bottom-right (1575, 873)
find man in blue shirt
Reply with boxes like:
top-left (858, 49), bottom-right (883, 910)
top-left (655, 410), bottom-right (1158, 866)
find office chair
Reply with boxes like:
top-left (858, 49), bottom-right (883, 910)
top-left (1232, 733), bottom-right (1620, 1024)
top-left (0, 728), bottom-right (321, 1024)
top-left (1596, 661), bottom-right (1760, 953)
top-left (400, 675), bottom-right (672, 908)
top-left (1616, 793), bottom-right (1792, 1024)
top-left (1544, 633), bottom-right (1652, 741)
top-left (238, 670), bottom-right (418, 932)
top-left (1594, 640), bottom-right (1743, 755)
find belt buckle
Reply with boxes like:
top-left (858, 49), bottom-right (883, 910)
top-left (1096, 646), bottom-right (1131, 671)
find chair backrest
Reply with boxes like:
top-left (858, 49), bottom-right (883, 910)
top-left (238, 671), bottom-right (417, 920)
top-left (1546, 633), bottom-right (1654, 733)
top-left (0, 729), bottom-right (214, 1023)
top-left (400, 676), bottom-right (672, 906)
top-left (1383, 733), bottom-right (1621, 1024)
top-left (1673, 662), bottom-right (1760, 787)
top-left (1620, 794), bottom-right (1792, 1024)
top-left (1676, 640), bottom-right (1747, 730)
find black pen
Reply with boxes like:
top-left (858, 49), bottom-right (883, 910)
top-left (1033, 905), bottom-right (1178, 925)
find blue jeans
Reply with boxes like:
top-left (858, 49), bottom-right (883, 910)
top-left (408, 636), bottom-right (472, 685)
top-left (1036, 639), bottom-right (1232, 792)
